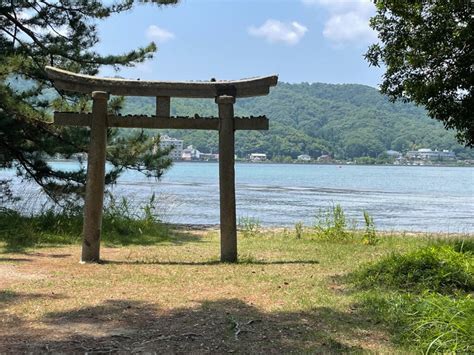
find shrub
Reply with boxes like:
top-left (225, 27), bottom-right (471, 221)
top-left (352, 244), bottom-right (473, 294)
top-left (362, 211), bottom-right (379, 245)
top-left (314, 204), bottom-right (351, 241)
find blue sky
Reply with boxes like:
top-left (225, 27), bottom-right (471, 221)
top-left (97, 0), bottom-right (384, 87)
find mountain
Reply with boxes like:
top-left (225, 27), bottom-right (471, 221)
top-left (122, 82), bottom-right (472, 160)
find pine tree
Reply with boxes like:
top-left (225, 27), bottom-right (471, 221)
top-left (0, 0), bottom-right (177, 203)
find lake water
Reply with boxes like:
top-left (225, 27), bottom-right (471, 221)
top-left (1, 162), bottom-right (473, 233)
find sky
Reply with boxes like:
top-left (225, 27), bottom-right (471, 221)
top-left (97, 0), bottom-right (384, 87)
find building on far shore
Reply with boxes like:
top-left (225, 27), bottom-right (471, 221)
top-left (249, 153), bottom-right (267, 162)
top-left (386, 150), bottom-right (402, 158)
top-left (200, 153), bottom-right (219, 161)
top-left (297, 154), bottom-right (311, 162)
top-left (317, 154), bottom-right (332, 163)
top-left (157, 135), bottom-right (184, 160)
top-left (181, 145), bottom-right (201, 161)
top-left (406, 148), bottom-right (456, 160)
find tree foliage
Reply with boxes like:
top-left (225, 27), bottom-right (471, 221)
top-left (0, 0), bottom-right (177, 202)
top-left (365, 1), bottom-right (473, 146)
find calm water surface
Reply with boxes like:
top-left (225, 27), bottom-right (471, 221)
top-left (2, 162), bottom-right (473, 233)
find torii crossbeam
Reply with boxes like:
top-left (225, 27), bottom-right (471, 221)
top-left (46, 66), bottom-right (278, 263)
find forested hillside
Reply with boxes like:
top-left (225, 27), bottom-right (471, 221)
top-left (123, 82), bottom-right (471, 160)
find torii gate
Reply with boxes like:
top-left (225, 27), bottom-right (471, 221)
top-left (45, 66), bottom-right (278, 263)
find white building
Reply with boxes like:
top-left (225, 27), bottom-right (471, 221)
top-left (297, 154), bottom-right (311, 161)
top-left (249, 153), bottom-right (267, 162)
top-left (317, 154), bottom-right (332, 162)
top-left (386, 150), bottom-right (402, 158)
top-left (158, 135), bottom-right (184, 160)
top-left (181, 145), bottom-right (201, 161)
top-left (406, 148), bottom-right (456, 160)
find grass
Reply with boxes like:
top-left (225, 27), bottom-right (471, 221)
top-left (0, 207), bottom-right (472, 353)
top-left (350, 242), bottom-right (473, 353)
top-left (357, 292), bottom-right (473, 353)
top-left (313, 204), bottom-right (380, 245)
top-left (351, 244), bottom-right (473, 294)
top-left (0, 194), bottom-right (170, 251)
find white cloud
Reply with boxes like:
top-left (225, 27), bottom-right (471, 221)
top-left (248, 20), bottom-right (308, 45)
top-left (323, 11), bottom-right (377, 44)
top-left (146, 25), bottom-right (175, 43)
top-left (303, 0), bottom-right (373, 14)
top-left (303, 0), bottom-right (376, 45)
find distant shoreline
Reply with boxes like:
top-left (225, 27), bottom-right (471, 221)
top-left (45, 158), bottom-right (472, 168)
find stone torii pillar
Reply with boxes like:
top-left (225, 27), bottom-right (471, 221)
top-left (81, 91), bottom-right (108, 262)
top-left (45, 66), bottom-right (278, 263)
top-left (216, 95), bottom-right (237, 262)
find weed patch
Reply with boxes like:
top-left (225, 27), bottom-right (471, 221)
top-left (294, 222), bottom-right (304, 239)
top-left (314, 204), bottom-right (352, 242)
top-left (352, 244), bottom-right (473, 294)
top-left (359, 292), bottom-right (473, 353)
top-left (351, 240), bottom-right (474, 353)
top-left (0, 194), bottom-right (170, 251)
top-left (238, 217), bottom-right (261, 238)
top-left (313, 205), bottom-right (381, 245)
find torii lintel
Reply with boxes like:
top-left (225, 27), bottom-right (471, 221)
top-left (45, 66), bottom-right (278, 98)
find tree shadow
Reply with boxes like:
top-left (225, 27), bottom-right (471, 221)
top-left (1, 297), bottom-right (391, 353)
top-left (0, 290), bottom-right (66, 311)
top-left (100, 225), bottom-right (207, 247)
top-left (0, 257), bottom-right (32, 263)
top-left (102, 259), bottom-right (319, 266)
top-left (0, 225), bottom-right (205, 255)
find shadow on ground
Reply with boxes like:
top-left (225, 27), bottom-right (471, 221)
top-left (101, 227), bottom-right (206, 247)
top-left (102, 259), bottom-right (320, 266)
top-left (1, 295), bottom-right (390, 353)
top-left (0, 225), bottom-right (204, 254)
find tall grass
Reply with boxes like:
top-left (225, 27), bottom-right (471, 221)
top-left (0, 193), bottom-right (169, 250)
top-left (351, 241), bottom-right (474, 353)
top-left (314, 204), bottom-right (350, 241)
top-left (313, 204), bottom-right (379, 245)
top-left (237, 216), bottom-right (262, 238)
top-left (362, 210), bottom-right (379, 245)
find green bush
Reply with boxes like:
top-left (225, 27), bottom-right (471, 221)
top-left (314, 204), bottom-right (352, 241)
top-left (352, 244), bottom-right (473, 294)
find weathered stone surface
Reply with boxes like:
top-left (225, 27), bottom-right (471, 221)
top-left (53, 113), bottom-right (269, 130)
top-left (217, 95), bottom-right (237, 262)
top-left (46, 66), bottom-right (278, 98)
top-left (81, 91), bottom-right (108, 263)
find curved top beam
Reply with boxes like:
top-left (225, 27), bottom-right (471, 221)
top-left (45, 66), bottom-right (278, 98)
